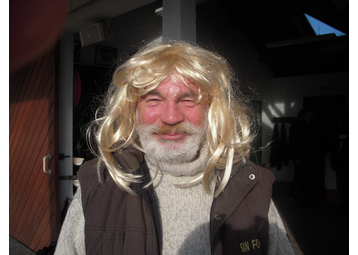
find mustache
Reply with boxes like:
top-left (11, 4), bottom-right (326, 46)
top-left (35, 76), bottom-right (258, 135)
top-left (142, 122), bottom-right (199, 136)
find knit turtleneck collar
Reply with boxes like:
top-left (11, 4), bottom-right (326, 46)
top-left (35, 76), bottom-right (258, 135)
top-left (144, 144), bottom-right (209, 177)
top-left (144, 144), bottom-right (213, 255)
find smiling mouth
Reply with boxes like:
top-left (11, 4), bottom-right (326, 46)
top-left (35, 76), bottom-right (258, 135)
top-left (157, 132), bottom-right (186, 141)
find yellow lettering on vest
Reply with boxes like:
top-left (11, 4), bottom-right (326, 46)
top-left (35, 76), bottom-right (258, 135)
top-left (252, 239), bottom-right (261, 249)
top-left (240, 241), bottom-right (250, 252)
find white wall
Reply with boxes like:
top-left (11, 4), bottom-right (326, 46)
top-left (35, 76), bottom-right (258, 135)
top-left (264, 72), bottom-right (349, 181)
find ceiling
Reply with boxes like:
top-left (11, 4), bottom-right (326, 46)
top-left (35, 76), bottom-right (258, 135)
top-left (66, 0), bottom-right (349, 78)
top-left (215, 0), bottom-right (349, 77)
top-left (65, 0), bottom-right (157, 33)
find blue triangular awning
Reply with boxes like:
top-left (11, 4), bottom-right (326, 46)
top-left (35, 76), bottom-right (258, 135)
top-left (305, 13), bottom-right (346, 37)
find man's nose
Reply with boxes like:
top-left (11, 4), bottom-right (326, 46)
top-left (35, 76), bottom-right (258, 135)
top-left (160, 102), bottom-right (185, 125)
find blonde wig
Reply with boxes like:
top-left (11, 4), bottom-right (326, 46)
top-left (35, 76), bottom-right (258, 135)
top-left (87, 42), bottom-right (256, 197)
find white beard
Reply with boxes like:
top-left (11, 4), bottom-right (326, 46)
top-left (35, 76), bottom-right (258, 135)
top-left (136, 118), bottom-right (207, 164)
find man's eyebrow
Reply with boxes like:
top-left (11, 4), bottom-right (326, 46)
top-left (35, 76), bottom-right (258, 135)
top-left (178, 92), bottom-right (196, 99)
top-left (143, 90), bottom-right (162, 97)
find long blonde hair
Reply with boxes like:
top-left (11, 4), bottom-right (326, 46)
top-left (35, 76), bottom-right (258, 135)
top-left (87, 42), bottom-right (256, 197)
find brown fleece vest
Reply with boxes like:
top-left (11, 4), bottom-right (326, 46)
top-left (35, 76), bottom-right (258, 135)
top-left (78, 150), bottom-right (275, 255)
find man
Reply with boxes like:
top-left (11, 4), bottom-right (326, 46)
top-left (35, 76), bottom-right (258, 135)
top-left (289, 109), bottom-right (324, 205)
top-left (330, 113), bottom-right (349, 213)
top-left (55, 42), bottom-right (294, 254)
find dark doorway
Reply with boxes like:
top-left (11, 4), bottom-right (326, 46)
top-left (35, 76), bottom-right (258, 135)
top-left (72, 64), bottom-right (114, 173)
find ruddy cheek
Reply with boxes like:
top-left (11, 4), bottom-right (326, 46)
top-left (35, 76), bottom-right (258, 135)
top-left (184, 106), bottom-right (207, 126)
top-left (137, 107), bottom-right (161, 125)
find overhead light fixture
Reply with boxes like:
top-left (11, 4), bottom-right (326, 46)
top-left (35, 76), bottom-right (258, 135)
top-left (266, 33), bottom-right (336, 48)
top-left (155, 7), bottom-right (163, 17)
top-left (79, 18), bottom-right (115, 47)
top-left (79, 23), bottom-right (105, 47)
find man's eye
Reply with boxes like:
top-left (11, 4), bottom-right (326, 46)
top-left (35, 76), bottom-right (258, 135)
top-left (181, 100), bottom-right (195, 106)
top-left (146, 98), bottom-right (161, 104)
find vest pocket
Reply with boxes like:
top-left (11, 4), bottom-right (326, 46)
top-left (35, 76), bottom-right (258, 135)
top-left (102, 231), bottom-right (124, 255)
top-left (222, 233), bottom-right (267, 255)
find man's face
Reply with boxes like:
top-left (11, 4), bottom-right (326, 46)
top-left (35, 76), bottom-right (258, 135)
top-left (304, 111), bottom-right (314, 124)
top-left (136, 75), bottom-right (207, 163)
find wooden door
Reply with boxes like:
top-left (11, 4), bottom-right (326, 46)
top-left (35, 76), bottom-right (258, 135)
top-left (9, 46), bottom-right (60, 252)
